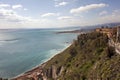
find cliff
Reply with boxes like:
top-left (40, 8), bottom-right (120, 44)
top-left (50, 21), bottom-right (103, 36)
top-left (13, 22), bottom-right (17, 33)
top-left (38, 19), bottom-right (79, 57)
top-left (42, 32), bottom-right (120, 80)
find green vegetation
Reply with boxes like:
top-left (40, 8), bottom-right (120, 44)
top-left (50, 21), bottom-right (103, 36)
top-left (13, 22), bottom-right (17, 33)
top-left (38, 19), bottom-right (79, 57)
top-left (44, 32), bottom-right (120, 80)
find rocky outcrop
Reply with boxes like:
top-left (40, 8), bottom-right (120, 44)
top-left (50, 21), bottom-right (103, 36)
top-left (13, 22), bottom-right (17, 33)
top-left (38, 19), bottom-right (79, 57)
top-left (43, 65), bottom-right (64, 80)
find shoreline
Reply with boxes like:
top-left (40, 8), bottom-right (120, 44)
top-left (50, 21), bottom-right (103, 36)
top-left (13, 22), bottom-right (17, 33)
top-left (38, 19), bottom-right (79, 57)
top-left (11, 43), bottom-right (72, 80)
top-left (55, 30), bottom-right (82, 34)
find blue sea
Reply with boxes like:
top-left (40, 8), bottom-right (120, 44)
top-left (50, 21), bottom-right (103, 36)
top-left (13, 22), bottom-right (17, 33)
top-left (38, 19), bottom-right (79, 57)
top-left (0, 28), bottom-right (79, 78)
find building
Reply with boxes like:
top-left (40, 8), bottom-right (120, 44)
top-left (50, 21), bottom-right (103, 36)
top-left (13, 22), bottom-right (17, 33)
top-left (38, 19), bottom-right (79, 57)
top-left (95, 27), bottom-right (117, 38)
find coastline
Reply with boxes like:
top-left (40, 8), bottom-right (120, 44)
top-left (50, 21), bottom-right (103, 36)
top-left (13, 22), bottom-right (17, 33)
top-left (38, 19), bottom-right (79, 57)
top-left (56, 30), bottom-right (81, 34)
top-left (11, 43), bottom-right (73, 80)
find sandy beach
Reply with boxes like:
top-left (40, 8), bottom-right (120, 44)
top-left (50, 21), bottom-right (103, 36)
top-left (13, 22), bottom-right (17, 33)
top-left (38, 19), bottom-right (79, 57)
top-left (11, 62), bottom-right (46, 80)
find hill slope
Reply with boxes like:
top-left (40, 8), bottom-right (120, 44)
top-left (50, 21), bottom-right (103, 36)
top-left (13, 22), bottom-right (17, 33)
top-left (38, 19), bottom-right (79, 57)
top-left (43, 32), bottom-right (120, 80)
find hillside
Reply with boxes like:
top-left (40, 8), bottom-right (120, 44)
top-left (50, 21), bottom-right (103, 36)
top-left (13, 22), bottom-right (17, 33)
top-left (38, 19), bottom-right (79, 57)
top-left (42, 32), bottom-right (120, 80)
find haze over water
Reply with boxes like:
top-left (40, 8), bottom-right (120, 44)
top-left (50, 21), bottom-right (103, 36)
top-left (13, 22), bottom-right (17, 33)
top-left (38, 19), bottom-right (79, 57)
top-left (0, 29), bottom-right (78, 78)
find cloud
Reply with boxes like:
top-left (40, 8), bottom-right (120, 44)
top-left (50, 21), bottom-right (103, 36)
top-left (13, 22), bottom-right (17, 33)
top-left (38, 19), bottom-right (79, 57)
top-left (0, 3), bottom-right (29, 23)
top-left (80, 9), bottom-right (120, 26)
top-left (0, 2), bottom-right (81, 28)
top-left (0, 3), bottom-right (10, 8)
top-left (55, 2), bottom-right (68, 7)
top-left (0, 3), bottom-right (33, 28)
top-left (0, 9), bottom-right (15, 18)
top-left (12, 4), bottom-right (23, 9)
top-left (70, 3), bottom-right (108, 14)
top-left (23, 8), bottom-right (28, 11)
top-left (58, 16), bottom-right (73, 20)
top-left (41, 13), bottom-right (60, 17)
top-left (98, 11), bottom-right (120, 24)
top-left (54, 0), bottom-right (59, 1)
top-left (99, 11), bottom-right (108, 16)
top-left (0, 1), bottom-right (119, 29)
top-left (0, 8), bottom-right (31, 23)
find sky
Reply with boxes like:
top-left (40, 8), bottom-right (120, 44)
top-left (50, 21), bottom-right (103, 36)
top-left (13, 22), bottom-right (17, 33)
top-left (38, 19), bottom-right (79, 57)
top-left (0, 0), bottom-right (120, 29)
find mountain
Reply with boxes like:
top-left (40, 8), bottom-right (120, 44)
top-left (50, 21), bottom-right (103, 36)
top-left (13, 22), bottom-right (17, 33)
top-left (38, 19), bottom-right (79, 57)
top-left (59, 22), bottom-right (120, 33)
top-left (81, 22), bottom-right (120, 30)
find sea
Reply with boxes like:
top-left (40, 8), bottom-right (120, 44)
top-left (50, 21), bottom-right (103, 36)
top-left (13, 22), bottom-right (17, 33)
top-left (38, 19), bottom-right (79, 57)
top-left (0, 28), bottom-right (79, 78)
